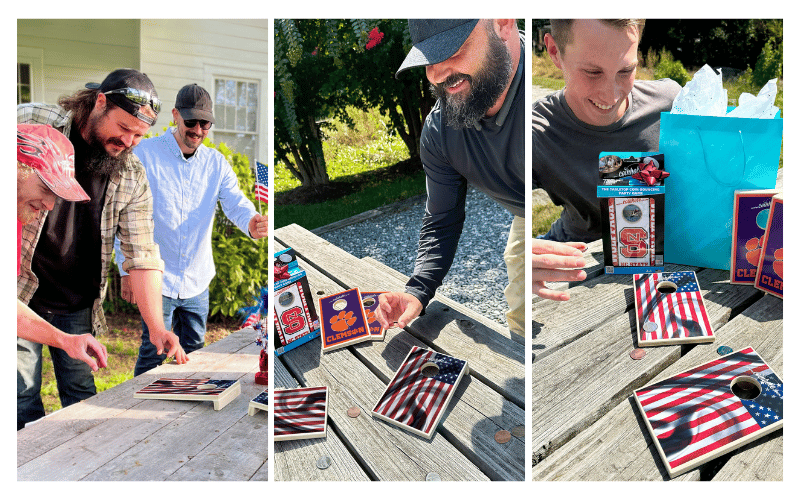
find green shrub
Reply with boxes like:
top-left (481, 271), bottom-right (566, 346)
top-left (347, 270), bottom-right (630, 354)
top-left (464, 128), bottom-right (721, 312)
top-left (752, 37), bottom-right (782, 87)
top-left (653, 48), bottom-right (690, 86)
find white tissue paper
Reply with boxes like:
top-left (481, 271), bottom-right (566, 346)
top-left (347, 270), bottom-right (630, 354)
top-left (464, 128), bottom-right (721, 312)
top-left (726, 78), bottom-right (779, 119)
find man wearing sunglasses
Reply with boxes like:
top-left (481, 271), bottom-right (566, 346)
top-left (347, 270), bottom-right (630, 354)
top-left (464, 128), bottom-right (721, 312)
top-left (116, 83), bottom-right (269, 375)
top-left (17, 68), bottom-right (187, 430)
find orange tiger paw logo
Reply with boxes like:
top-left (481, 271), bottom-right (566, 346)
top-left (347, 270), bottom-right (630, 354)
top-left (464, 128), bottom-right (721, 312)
top-left (330, 310), bottom-right (357, 332)
top-left (773, 248), bottom-right (783, 279)
top-left (745, 235), bottom-right (765, 267)
top-left (365, 310), bottom-right (377, 324)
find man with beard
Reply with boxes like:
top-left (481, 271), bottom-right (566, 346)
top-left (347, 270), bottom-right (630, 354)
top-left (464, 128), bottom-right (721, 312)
top-left (115, 84), bottom-right (269, 375)
top-left (375, 19), bottom-right (525, 338)
top-left (17, 69), bottom-right (187, 430)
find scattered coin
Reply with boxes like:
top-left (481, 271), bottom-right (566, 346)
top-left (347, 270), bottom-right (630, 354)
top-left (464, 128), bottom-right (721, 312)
top-left (347, 406), bottom-right (361, 418)
top-left (717, 345), bottom-right (733, 356)
top-left (425, 472), bottom-right (441, 481)
top-left (495, 430), bottom-right (511, 444)
top-left (630, 348), bottom-right (646, 360)
top-left (316, 455), bottom-right (332, 470)
top-left (643, 321), bottom-right (658, 333)
top-left (511, 425), bottom-right (525, 438)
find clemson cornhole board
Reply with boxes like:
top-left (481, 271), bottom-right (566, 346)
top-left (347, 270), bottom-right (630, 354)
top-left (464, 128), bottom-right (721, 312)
top-left (360, 291), bottom-right (388, 341)
top-left (274, 386), bottom-right (328, 441)
top-left (730, 190), bottom-right (779, 284)
top-left (319, 288), bottom-right (371, 352)
top-left (754, 194), bottom-right (783, 299)
top-left (134, 378), bottom-right (241, 410)
top-left (633, 346), bottom-right (783, 478)
top-left (248, 389), bottom-right (269, 416)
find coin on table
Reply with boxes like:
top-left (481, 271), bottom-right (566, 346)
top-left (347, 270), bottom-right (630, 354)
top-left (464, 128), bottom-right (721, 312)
top-left (316, 455), bottom-right (332, 469)
top-left (717, 345), bottom-right (733, 356)
top-left (630, 348), bottom-right (646, 360)
top-left (643, 321), bottom-right (658, 333)
top-left (495, 430), bottom-right (512, 444)
top-left (511, 425), bottom-right (525, 438)
top-left (425, 472), bottom-right (441, 481)
top-left (347, 406), bottom-right (361, 418)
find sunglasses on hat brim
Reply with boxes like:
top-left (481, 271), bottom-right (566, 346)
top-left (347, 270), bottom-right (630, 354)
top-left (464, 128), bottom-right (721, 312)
top-left (104, 87), bottom-right (162, 114)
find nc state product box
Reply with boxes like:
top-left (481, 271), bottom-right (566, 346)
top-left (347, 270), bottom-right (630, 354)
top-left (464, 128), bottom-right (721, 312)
top-left (274, 248), bottom-right (320, 355)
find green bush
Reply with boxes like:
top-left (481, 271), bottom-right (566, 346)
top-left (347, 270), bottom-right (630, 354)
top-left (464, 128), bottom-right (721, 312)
top-left (752, 37), bottom-right (782, 87)
top-left (653, 48), bottom-right (690, 86)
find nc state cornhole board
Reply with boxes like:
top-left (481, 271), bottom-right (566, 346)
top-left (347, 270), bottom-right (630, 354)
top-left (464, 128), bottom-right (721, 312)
top-left (361, 291), bottom-right (388, 341)
top-left (319, 288), bottom-right (371, 352)
top-left (134, 378), bottom-right (241, 410)
top-left (634, 271), bottom-right (715, 346)
top-left (248, 389), bottom-right (269, 416)
top-left (372, 346), bottom-right (469, 439)
top-left (730, 190), bottom-right (778, 284)
top-left (274, 248), bottom-right (321, 356)
top-left (633, 346), bottom-right (783, 478)
top-left (754, 195), bottom-right (783, 299)
top-left (274, 386), bottom-right (328, 441)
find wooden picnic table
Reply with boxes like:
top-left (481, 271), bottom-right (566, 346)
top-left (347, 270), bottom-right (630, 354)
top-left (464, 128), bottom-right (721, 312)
top-left (17, 328), bottom-right (268, 481)
top-left (274, 223), bottom-right (525, 481)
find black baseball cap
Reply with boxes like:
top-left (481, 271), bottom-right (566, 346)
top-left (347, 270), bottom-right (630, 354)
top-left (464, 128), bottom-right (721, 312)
top-left (85, 68), bottom-right (160, 125)
top-left (396, 19), bottom-right (480, 78)
top-left (175, 84), bottom-right (215, 123)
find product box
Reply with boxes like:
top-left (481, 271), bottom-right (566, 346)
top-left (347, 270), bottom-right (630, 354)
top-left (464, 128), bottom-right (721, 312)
top-left (754, 194), bottom-right (783, 298)
top-left (730, 190), bottom-right (779, 284)
top-left (598, 152), bottom-right (667, 274)
top-left (274, 248), bottom-right (321, 355)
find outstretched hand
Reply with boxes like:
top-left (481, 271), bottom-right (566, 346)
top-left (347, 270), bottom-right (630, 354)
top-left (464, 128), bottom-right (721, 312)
top-left (61, 334), bottom-right (109, 372)
top-left (374, 292), bottom-right (423, 329)
top-left (149, 328), bottom-right (189, 365)
top-left (532, 239), bottom-right (588, 301)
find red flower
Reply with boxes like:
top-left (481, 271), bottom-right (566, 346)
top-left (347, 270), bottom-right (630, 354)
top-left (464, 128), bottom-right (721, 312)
top-left (312, 47), bottom-right (318, 56)
top-left (366, 27), bottom-right (384, 50)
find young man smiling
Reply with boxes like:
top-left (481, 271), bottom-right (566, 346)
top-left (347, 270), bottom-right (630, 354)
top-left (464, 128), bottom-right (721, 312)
top-left (531, 19), bottom-right (681, 301)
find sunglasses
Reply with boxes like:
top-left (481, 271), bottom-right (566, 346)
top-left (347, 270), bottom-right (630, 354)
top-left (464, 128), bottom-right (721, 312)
top-left (104, 88), bottom-right (162, 114)
top-left (183, 119), bottom-right (213, 130)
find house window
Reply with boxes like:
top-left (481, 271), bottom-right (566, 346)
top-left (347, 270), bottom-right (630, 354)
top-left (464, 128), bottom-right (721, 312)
top-left (18, 63), bottom-right (32, 104)
top-left (213, 78), bottom-right (258, 161)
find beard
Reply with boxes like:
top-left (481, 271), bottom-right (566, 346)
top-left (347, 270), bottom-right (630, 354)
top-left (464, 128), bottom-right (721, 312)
top-left (430, 28), bottom-right (513, 129)
top-left (83, 114), bottom-right (132, 176)
top-left (17, 203), bottom-right (37, 224)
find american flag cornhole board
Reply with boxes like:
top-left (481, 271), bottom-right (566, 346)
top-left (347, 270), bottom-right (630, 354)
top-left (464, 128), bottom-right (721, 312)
top-left (730, 190), bottom-right (778, 284)
top-left (609, 197), bottom-right (656, 267)
top-left (634, 271), bottom-right (714, 346)
top-left (754, 194), bottom-right (783, 299)
top-left (248, 389), bottom-right (269, 416)
top-left (633, 346), bottom-right (783, 478)
top-left (319, 288), bottom-right (371, 352)
top-left (372, 346), bottom-right (469, 439)
top-left (274, 386), bottom-right (328, 441)
top-left (134, 378), bottom-right (241, 410)
top-left (361, 291), bottom-right (388, 341)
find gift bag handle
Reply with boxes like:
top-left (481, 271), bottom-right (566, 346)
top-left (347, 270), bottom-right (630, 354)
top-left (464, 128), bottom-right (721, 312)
top-left (693, 126), bottom-right (747, 187)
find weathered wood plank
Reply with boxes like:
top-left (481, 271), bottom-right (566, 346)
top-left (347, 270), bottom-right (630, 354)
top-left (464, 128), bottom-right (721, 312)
top-left (531, 239), bottom-right (605, 307)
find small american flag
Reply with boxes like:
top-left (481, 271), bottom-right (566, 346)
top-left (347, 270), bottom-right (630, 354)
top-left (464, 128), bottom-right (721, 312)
top-left (255, 161), bottom-right (269, 204)
top-left (635, 347), bottom-right (783, 474)
top-left (274, 386), bottom-right (328, 440)
top-left (241, 311), bottom-right (260, 329)
top-left (635, 271), bottom-right (713, 342)
top-left (372, 346), bottom-right (467, 438)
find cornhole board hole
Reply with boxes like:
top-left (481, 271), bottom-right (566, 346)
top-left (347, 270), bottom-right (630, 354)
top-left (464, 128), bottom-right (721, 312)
top-left (754, 194), bottom-right (783, 299)
top-left (634, 271), bottom-right (715, 346)
top-left (248, 389), bottom-right (269, 416)
top-left (361, 291), bottom-right (388, 341)
top-left (633, 346), bottom-right (783, 478)
top-left (730, 190), bottom-right (778, 284)
top-left (372, 346), bottom-right (469, 439)
top-left (134, 378), bottom-right (241, 410)
top-left (274, 386), bottom-right (328, 441)
top-left (319, 288), bottom-right (371, 352)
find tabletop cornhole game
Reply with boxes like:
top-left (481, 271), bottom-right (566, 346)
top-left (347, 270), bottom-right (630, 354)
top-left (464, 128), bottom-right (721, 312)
top-left (319, 287), bottom-right (371, 352)
top-left (634, 271), bottom-right (714, 346)
top-left (608, 197), bottom-right (656, 267)
top-left (134, 378), bottom-right (241, 410)
top-left (730, 190), bottom-right (779, 284)
top-left (360, 291), bottom-right (389, 341)
top-left (274, 386), bottom-right (328, 441)
top-left (633, 346), bottom-right (783, 478)
top-left (755, 194), bottom-right (783, 299)
top-left (274, 248), bottom-right (321, 355)
top-left (372, 346), bottom-right (469, 439)
top-left (248, 389), bottom-right (269, 416)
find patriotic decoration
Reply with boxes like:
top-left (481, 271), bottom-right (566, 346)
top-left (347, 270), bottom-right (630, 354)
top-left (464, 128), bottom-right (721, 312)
top-left (248, 389), bottom-right (269, 416)
top-left (730, 190), bottom-right (778, 284)
top-left (241, 311), bottom-right (261, 329)
top-left (755, 195), bottom-right (783, 299)
top-left (319, 288), bottom-right (371, 352)
top-left (634, 347), bottom-right (783, 477)
top-left (372, 346), bottom-right (469, 439)
top-left (360, 291), bottom-right (388, 341)
top-left (274, 386), bottom-right (328, 441)
top-left (255, 161), bottom-right (269, 204)
top-left (133, 378), bottom-right (242, 410)
top-left (634, 271), bottom-right (714, 346)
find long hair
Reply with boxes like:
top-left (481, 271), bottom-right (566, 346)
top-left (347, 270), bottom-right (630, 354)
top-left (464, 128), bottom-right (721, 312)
top-left (57, 89), bottom-right (115, 128)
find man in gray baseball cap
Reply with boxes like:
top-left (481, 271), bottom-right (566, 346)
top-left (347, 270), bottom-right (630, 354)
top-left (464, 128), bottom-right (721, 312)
top-left (377, 20), bottom-right (526, 339)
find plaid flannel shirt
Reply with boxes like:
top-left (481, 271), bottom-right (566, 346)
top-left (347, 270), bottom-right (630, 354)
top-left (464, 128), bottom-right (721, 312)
top-left (17, 103), bottom-right (164, 336)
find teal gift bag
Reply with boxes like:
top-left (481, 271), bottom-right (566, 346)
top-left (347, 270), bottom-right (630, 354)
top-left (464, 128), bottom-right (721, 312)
top-left (658, 110), bottom-right (782, 270)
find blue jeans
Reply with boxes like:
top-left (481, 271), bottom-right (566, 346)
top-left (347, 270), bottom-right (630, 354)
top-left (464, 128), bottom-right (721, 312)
top-left (536, 229), bottom-right (558, 241)
top-left (17, 307), bottom-right (96, 430)
top-left (134, 289), bottom-right (209, 376)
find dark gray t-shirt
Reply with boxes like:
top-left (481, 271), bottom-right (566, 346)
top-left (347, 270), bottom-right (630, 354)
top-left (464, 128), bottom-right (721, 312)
top-left (532, 79), bottom-right (681, 242)
top-left (405, 36), bottom-right (525, 309)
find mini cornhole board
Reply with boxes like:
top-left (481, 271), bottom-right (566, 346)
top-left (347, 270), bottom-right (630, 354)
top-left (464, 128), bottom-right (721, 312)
top-left (634, 271), bottom-right (714, 346)
top-left (361, 291), bottom-right (388, 341)
top-left (372, 346), bottom-right (468, 439)
top-left (274, 248), bottom-right (321, 355)
top-left (319, 287), bottom-right (371, 352)
top-left (730, 190), bottom-right (778, 284)
top-left (134, 378), bottom-right (241, 410)
top-left (248, 389), bottom-right (269, 416)
top-left (633, 346), bottom-right (783, 478)
top-left (274, 386), bottom-right (328, 441)
top-left (754, 194), bottom-right (783, 298)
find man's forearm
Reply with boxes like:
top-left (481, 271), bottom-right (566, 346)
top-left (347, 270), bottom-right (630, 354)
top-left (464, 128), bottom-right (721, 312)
top-left (17, 300), bottom-right (70, 349)
top-left (128, 268), bottom-right (166, 332)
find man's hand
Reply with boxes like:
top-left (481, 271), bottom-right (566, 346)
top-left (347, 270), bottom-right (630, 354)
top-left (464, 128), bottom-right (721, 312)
top-left (149, 328), bottom-right (189, 365)
top-left (375, 292), bottom-right (423, 329)
top-left (120, 275), bottom-right (135, 304)
top-left (59, 334), bottom-right (109, 372)
top-left (248, 214), bottom-right (269, 239)
top-left (532, 239), bottom-right (588, 301)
